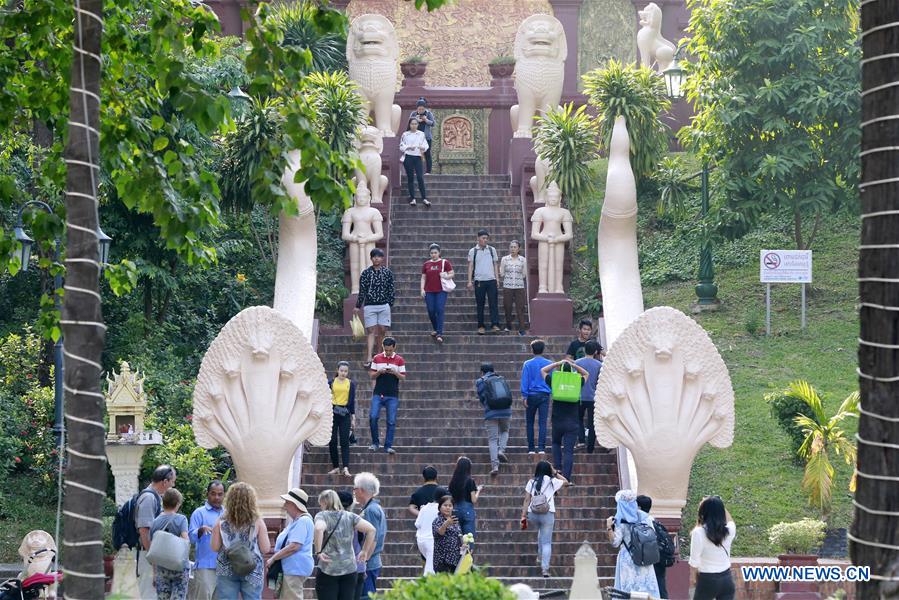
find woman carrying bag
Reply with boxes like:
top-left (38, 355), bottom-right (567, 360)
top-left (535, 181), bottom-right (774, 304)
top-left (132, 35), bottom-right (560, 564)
top-left (146, 488), bottom-right (190, 600)
top-left (420, 243), bottom-right (454, 343)
top-left (210, 482), bottom-right (271, 600)
top-left (541, 358), bottom-right (589, 482)
top-left (314, 490), bottom-right (376, 600)
top-left (519, 461), bottom-right (568, 578)
top-left (328, 361), bottom-right (356, 476)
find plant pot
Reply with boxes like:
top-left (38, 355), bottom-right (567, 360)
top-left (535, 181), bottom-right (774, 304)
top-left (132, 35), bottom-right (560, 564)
top-left (104, 554), bottom-right (115, 593)
top-left (400, 61), bottom-right (428, 79)
top-left (489, 62), bottom-right (515, 79)
top-left (775, 554), bottom-right (821, 599)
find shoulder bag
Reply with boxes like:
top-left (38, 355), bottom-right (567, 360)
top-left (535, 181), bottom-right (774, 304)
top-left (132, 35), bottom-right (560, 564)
top-left (440, 259), bottom-right (456, 292)
top-left (314, 511), bottom-right (345, 578)
top-left (145, 515), bottom-right (189, 571)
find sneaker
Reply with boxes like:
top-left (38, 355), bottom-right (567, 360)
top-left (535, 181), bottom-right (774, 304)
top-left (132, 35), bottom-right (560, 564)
top-left (542, 569), bottom-right (550, 578)
top-left (490, 469), bottom-right (499, 478)
top-left (528, 451), bottom-right (535, 456)
top-left (538, 450), bottom-right (546, 456)
top-left (328, 468), bottom-right (340, 475)
top-left (435, 336), bottom-right (444, 344)
top-left (368, 444), bottom-right (379, 451)
top-left (341, 467), bottom-right (351, 477)
top-left (518, 330), bottom-right (526, 336)
top-left (409, 198), bottom-right (417, 206)
top-left (491, 325), bottom-right (501, 332)
top-left (498, 452), bottom-right (509, 464)
top-left (422, 199), bottom-right (431, 207)
top-left (385, 447), bottom-right (396, 455)
top-left (502, 326), bottom-right (511, 332)
top-left (477, 327), bottom-right (486, 335)
top-left (575, 442), bottom-right (586, 450)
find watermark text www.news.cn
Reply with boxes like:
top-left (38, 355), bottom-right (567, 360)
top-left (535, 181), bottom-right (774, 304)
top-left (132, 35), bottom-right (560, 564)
top-left (741, 565), bottom-right (870, 583)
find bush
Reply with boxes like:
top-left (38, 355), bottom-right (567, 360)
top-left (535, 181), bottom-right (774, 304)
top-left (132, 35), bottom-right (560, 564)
top-left (766, 391), bottom-right (816, 459)
top-left (373, 572), bottom-right (515, 600)
top-left (769, 518), bottom-right (826, 555)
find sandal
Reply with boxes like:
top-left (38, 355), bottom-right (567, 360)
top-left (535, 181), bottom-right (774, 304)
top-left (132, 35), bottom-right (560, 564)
top-left (435, 336), bottom-right (444, 344)
top-left (430, 331), bottom-right (438, 337)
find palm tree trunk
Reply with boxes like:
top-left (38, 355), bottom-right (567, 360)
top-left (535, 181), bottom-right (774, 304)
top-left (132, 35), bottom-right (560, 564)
top-left (60, 0), bottom-right (106, 597)
top-left (853, 3), bottom-right (899, 596)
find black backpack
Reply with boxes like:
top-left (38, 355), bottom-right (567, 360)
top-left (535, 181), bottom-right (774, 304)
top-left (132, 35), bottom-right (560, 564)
top-left (482, 373), bottom-right (513, 410)
top-left (112, 489), bottom-right (160, 552)
top-left (625, 521), bottom-right (661, 567)
top-left (653, 520), bottom-right (676, 568)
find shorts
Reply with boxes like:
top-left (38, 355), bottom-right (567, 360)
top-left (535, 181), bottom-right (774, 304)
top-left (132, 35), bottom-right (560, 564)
top-left (363, 304), bottom-right (391, 328)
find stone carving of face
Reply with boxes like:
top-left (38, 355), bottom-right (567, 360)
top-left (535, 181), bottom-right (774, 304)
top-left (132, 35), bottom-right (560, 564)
top-left (350, 16), bottom-right (397, 60)
top-left (639, 3), bottom-right (662, 28)
top-left (518, 16), bottom-right (564, 60)
top-left (355, 185), bottom-right (372, 207)
top-left (546, 182), bottom-right (562, 206)
top-left (360, 126), bottom-right (380, 149)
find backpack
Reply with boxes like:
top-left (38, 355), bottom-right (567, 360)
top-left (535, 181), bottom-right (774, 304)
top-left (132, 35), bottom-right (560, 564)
top-left (112, 489), bottom-right (160, 552)
top-left (482, 373), bottom-right (513, 410)
top-left (223, 524), bottom-right (258, 577)
top-left (624, 521), bottom-right (661, 567)
top-left (528, 478), bottom-right (551, 515)
top-left (653, 520), bottom-right (676, 568)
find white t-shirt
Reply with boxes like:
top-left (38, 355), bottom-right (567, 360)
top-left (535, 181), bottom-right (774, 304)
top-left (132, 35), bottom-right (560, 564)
top-left (689, 521), bottom-right (736, 573)
top-left (524, 476), bottom-right (565, 513)
top-left (414, 502), bottom-right (439, 542)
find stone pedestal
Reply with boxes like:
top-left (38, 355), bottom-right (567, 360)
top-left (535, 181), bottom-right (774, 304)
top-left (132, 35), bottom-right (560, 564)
top-left (529, 294), bottom-right (573, 335)
top-left (775, 555), bottom-right (821, 600)
top-left (106, 444), bottom-right (148, 506)
top-left (569, 541), bottom-right (601, 600)
top-left (508, 138), bottom-right (536, 187)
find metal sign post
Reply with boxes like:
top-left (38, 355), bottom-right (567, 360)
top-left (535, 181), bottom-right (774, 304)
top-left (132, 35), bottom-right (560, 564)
top-left (760, 250), bottom-right (812, 336)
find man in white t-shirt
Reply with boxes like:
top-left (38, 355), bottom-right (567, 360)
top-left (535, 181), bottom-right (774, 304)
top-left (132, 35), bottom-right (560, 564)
top-left (413, 486), bottom-right (448, 575)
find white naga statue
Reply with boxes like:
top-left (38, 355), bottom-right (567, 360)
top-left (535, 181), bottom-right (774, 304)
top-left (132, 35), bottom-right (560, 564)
top-left (347, 14), bottom-right (401, 137)
top-left (530, 181), bottom-right (573, 294)
top-left (594, 117), bottom-right (734, 520)
top-left (354, 126), bottom-right (389, 204)
top-left (193, 151), bottom-right (332, 516)
top-left (342, 182), bottom-right (384, 295)
top-left (530, 155), bottom-right (550, 203)
top-left (637, 2), bottom-right (676, 72)
top-left (511, 14), bottom-right (567, 138)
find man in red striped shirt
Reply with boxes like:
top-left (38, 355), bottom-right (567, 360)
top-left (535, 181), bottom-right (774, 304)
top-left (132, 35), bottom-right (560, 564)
top-left (368, 337), bottom-right (406, 454)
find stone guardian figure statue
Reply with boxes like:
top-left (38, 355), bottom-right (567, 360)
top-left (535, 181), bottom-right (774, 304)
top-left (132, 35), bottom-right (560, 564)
top-left (342, 182), bottom-right (384, 295)
top-left (530, 181), bottom-right (573, 294)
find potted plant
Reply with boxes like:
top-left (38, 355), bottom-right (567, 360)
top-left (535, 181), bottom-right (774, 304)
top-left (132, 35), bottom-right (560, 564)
top-left (769, 518), bottom-right (826, 598)
top-left (488, 55), bottom-right (515, 78)
top-left (102, 516), bottom-right (116, 593)
top-left (400, 55), bottom-right (428, 78)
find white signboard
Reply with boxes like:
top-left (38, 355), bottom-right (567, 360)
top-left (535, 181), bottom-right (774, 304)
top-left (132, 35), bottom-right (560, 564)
top-left (760, 250), bottom-right (812, 283)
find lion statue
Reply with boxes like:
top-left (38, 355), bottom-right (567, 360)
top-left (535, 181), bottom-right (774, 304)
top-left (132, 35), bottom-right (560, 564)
top-left (354, 125), bottom-right (389, 204)
top-left (637, 2), bottom-right (676, 72)
top-left (510, 14), bottom-right (567, 139)
top-left (347, 14), bottom-right (402, 137)
top-left (18, 530), bottom-right (56, 579)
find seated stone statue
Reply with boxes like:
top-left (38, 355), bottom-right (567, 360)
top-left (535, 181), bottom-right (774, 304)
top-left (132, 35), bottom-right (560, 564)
top-left (530, 182), bottom-right (573, 294)
top-left (342, 182), bottom-right (384, 295)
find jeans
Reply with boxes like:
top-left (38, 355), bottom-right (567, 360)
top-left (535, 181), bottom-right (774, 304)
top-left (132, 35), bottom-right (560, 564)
top-left (425, 291), bottom-right (448, 335)
top-left (552, 414), bottom-right (580, 480)
top-left (654, 563), bottom-right (669, 599)
top-left (216, 575), bottom-right (262, 600)
top-left (454, 500), bottom-right (476, 538)
top-left (361, 568), bottom-right (380, 600)
top-left (527, 510), bottom-right (555, 571)
top-left (474, 279), bottom-right (499, 328)
top-left (525, 393), bottom-right (549, 452)
top-left (580, 402), bottom-right (597, 452)
top-left (424, 143), bottom-right (433, 173)
top-left (694, 569), bottom-right (735, 600)
top-left (315, 571), bottom-right (357, 600)
top-left (503, 286), bottom-right (528, 331)
top-left (485, 418), bottom-right (510, 469)
top-left (369, 395), bottom-right (398, 449)
top-left (329, 411), bottom-right (352, 468)
top-left (403, 154), bottom-right (427, 199)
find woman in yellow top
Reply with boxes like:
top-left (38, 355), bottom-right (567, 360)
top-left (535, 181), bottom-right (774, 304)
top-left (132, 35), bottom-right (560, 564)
top-left (328, 361), bottom-right (356, 476)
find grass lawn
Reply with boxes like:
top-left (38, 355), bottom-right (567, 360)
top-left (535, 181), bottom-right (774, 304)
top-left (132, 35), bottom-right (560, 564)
top-left (641, 215), bottom-right (859, 556)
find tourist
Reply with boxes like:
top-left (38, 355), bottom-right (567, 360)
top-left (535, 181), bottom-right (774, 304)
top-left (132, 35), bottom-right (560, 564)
top-left (210, 482), bottom-right (271, 600)
top-left (574, 340), bottom-right (604, 453)
top-left (448, 456), bottom-right (481, 539)
top-left (637, 494), bottom-right (673, 599)
top-left (475, 363), bottom-right (512, 477)
top-left (520, 339), bottom-right (552, 456)
top-left (407, 466), bottom-right (440, 517)
top-left (150, 488), bottom-right (190, 600)
top-left (566, 319), bottom-right (595, 360)
top-left (354, 248), bottom-right (395, 367)
top-left (541, 357), bottom-right (589, 482)
top-left (335, 490), bottom-right (366, 600)
top-left (368, 337), bottom-right (406, 454)
top-left (400, 117), bottom-right (429, 206)
top-left (314, 490), bottom-right (376, 600)
top-left (136, 464), bottom-right (177, 600)
top-left (466, 229), bottom-right (501, 334)
top-left (689, 496), bottom-right (736, 600)
top-left (519, 461), bottom-right (568, 578)
top-left (500, 240), bottom-right (528, 334)
top-left (353, 473), bottom-right (387, 600)
top-left (413, 485), bottom-right (448, 575)
top-left (431, 495), bottom-right (467, 574)
top-left (409, 98), bottom-right (435, 173)
top-left (329, 361), bottom-right (356, 477)
top-left (187, 480), bottom-right (224, 600)
top-left (266, 488), bottom-right (314, 600)
top-left (420, 243), bottom-right (453, 343)
top-left (607, 489), bottom-right (660, 597)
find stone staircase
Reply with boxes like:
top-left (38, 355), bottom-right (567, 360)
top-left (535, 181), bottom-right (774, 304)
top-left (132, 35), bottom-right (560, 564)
top-left (304, 174), bottom-right (619, 596)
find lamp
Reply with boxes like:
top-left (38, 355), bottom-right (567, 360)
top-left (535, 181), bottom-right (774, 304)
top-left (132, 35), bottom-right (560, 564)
top-left (663, 59), bottom-right (686, 100)
top-left (228, 85), bottom-right (250, 101)
top-left (97, 225), bottom-right (112, 266)
top-left (13, 225), bottom-right (34, 272)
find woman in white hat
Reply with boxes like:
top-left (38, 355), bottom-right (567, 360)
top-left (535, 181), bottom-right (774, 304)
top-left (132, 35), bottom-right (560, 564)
top-left (267, 488), bottom-right (314, 599)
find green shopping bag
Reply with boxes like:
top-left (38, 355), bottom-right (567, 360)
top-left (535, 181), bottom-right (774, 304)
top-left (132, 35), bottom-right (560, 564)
top-left (551, 362), bottom-right (582, 403)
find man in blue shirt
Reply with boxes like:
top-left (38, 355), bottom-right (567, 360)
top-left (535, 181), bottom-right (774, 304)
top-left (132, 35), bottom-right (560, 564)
top-left (575, 340), bottom-right (606, 453)
top-left (354, 472), bottom-right (387, 600)
top-left (188, 480), bottom-right (224, 600)
top-left (520, 339), bottom-right (552, 455)
top-left (268, 487), bottom-right (314, 599)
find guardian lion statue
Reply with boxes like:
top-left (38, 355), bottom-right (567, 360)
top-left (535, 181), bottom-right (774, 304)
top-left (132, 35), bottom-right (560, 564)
top-left (510, 14), bottom-right (567, 139)
top-left (347, 14), bottom-right (402, 137)
top-left (637, 2), bottom-right (676, 72)
top-left (354, 125), bottom-right (389, 204)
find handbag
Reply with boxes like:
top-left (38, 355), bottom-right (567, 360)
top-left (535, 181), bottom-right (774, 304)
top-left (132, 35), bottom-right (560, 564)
top-left (551, 362), bottom-right (582, 403)
top-left (440, 259), bottom-right (456, 292)
top-left (145, 516), bottom-right (189, 571)
top-left (314, 512), bottom-right (344, 577)
top-left (350, 314), bottom-right (365, 341)
top-left (455, 547), bottom-right (473, 575)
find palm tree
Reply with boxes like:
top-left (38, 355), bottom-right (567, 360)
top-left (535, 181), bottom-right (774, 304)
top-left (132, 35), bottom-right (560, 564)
top-left (786, 380), bottom-right (859, 516)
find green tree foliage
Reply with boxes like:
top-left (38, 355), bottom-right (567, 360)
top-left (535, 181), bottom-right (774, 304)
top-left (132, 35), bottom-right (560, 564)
top-left (373, 572), bottom-right (516, 600)
top-left (582, 60), bottom-right (671, 182)
top-left (681, 0), bottom-right (860, 248)
top-left (270, 1), bottom-right (348, 73)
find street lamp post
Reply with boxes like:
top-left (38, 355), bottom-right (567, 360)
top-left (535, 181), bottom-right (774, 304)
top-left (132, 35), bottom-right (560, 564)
top-left (11, 201), bottom-right (111, 443)
top-left (663, 59), bottom-right (720, 308)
